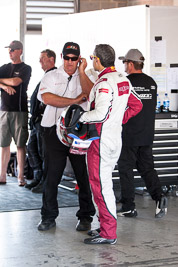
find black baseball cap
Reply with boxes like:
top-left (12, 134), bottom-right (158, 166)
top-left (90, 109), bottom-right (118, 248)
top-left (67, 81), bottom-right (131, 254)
top-left (62, 42), bottom-right (80, 57)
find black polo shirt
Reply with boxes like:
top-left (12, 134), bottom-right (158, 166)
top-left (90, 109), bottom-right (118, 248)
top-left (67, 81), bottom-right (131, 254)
top-left (0, 62), bottom-right (31, 111)
top-left (122, 73), bottom-right (157, 146)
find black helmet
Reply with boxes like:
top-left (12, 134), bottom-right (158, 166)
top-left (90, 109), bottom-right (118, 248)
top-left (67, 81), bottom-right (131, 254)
top-left (64, 104), bottom-right (88, 139)
top-left (57, 104), bottom-right (99, 154)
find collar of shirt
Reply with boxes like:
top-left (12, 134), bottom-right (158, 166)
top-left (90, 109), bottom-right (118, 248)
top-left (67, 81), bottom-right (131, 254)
top-left (98, 66), bottom-right (116, 78)
top-left (58, 65), bottom-right (79, 79)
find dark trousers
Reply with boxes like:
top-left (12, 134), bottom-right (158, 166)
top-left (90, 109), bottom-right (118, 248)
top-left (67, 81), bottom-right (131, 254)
top-left (41, 126), bottom-right (95, 221)
top-left (118, 145), bottom-right (162, 210)
top-left (27, 123), bottom-right (44, 182)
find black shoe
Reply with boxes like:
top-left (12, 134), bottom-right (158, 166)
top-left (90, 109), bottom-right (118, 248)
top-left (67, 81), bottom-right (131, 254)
top-left (117, 207), bottom-right (138, 217)
top-left (84, 235), bottom-right (117, 245)
top-left (76, 219), bottom-right (91, 231)
top-left (38, 219), bottom-right (56, 231)
top-left (25, 180), bottom-right (39, 190)
top-left (155, 195), bottom-right (168, 218)
top-left (87, 228), bottom-right (101, 236)
top-left (31, 182), bottom-right (44, 193)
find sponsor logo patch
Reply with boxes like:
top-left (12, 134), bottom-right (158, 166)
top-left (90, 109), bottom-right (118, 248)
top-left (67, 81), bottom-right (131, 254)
top-left (66, 45), bottom-right (77, 50)
top-left (117, 82), bottom-right (129, 96)
top-left (139, 94), bottom-right (152, 99)
top-left (99, 88), bottom-right (109, 93)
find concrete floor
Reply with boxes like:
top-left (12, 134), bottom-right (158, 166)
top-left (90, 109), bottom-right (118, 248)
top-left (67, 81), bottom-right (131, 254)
top-left (0, 191), bottom-right (178, 267)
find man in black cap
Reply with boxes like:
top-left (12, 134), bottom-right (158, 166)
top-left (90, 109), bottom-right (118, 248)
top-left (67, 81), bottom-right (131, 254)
top-left (37, 42), bottom-right (95, 231)
top-left (0, 40), bottom-right (31, 186)
top-left (117, 49), bottom-right (167, 218)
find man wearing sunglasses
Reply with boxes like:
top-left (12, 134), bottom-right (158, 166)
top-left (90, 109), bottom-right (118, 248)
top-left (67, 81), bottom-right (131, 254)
top-left (37, 42), bottom-right (95, 231)
top-left (0, 40), bottom-right (31, 186)
top-left (117, 49), bottom-right (168, 219)
top-left (79, 44), bottom-right (142, 245)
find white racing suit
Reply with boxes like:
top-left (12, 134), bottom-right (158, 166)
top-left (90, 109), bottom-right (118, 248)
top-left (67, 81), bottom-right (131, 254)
top-left (80, 67), bottom-right (142, 239)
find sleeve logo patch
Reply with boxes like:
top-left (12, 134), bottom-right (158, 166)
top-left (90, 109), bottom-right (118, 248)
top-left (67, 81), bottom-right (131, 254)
top-left (99, 88), bottom-right (109, 93)
top-left (117, 82), bottom-right (129, 96)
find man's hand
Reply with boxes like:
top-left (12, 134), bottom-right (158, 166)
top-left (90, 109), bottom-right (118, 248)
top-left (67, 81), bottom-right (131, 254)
top-left (78, 58), bottom-right (87, 73)
top-left (78, 57), bottom-right (94, 96)
top-left (75, 92), bottom-right (88, 104)
top-left (0, 84), bottom-right (16, 95)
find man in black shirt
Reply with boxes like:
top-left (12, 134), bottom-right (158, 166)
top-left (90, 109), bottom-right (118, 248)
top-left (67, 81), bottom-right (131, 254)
top-left (0, 40), bottom-right (31, 186)
top-left (117, 49), bottom-right (167, 218)
top-left (25, 49), bottom-right (56, 193)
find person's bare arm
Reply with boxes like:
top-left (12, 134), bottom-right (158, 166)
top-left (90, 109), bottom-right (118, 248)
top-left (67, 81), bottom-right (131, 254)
top-left (0, 83), bottom-right (16, 95)
top-left (42, 92), bottom-right (87, 108)
top-left (78, 58), bottom-right (94, 96)
top-left (0, 77), bottom-right (22, 86)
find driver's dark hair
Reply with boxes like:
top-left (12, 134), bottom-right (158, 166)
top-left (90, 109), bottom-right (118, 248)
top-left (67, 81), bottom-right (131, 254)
top-left (94, 44), bottom-right (115, 67)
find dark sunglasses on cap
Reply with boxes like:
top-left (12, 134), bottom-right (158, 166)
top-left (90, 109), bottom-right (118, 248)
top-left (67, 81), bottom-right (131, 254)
top-left (63, 55), bottom-right (79, 61)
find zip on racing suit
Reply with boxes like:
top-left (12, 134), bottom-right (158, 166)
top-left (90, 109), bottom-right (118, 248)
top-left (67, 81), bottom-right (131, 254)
top-left (80, 66), bottom-right (143, 240)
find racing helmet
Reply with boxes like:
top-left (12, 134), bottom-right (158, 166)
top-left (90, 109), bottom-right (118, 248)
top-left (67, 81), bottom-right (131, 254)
top-left (56, 104), bottom-right (87, 147)
top-left (57, 104), bottom-right (99, 154)
top-left (56, 109), bottom-right (73, 147)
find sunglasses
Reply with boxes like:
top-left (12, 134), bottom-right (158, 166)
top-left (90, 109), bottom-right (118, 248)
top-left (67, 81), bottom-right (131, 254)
top-left (90, 55), bottom-right (99, 60)
top-left (123, 60), bottom-right (131, 64)
top-left (9, 49), bottom-right (15, 52)
top-left (63, 56), bottom-right (79, 61)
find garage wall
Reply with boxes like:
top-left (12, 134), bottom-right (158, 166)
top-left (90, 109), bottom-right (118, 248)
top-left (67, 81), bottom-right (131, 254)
top-left (42, 5), bottom-right (149, 73)
top-left (79, 0), bottom-right (177, 12)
